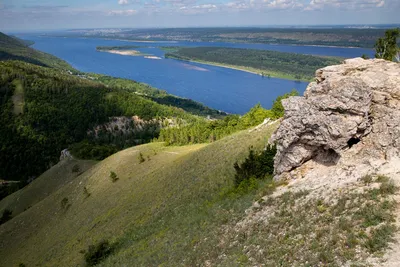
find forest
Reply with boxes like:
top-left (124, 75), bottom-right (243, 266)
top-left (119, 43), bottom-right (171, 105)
top-left (0, 31), bottom-right (235, 186)
top-left (158, 90), bottom-right (298, 145)
top-left (0, 32), bottom-right (74, 70)
top-left (165, 47), bottom-right (342, 81)
top-left (91, 74), bottom-right (226, 117)
top-left (0, 60), bottom-right (208, 182)
top-left (0, 30), bottom-right (300, 201)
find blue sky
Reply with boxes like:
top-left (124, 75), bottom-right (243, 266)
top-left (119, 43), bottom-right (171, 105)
top-left (1, 0), bottom-right (399, 31)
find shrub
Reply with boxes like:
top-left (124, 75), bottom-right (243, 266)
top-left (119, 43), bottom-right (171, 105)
top-left (61, 197), bottom-right (70, 210)
top-left (360, 174), bottom-right (373, 185)
top-left (72, 164), bottom-right (81, 173)
top-left (0, 208), bottom-right (12, 225)
top-left (69, 141), bottom-right (118, 161)
top-left (84, 240), bottom-right (114, 266)
top-left (233, 145), bottom-right (276, 186)
top-left (83, 186), bottom-right (91, 198)
top-left (138, 152), bottom-right (145, 163)
top-left (110, 171), bottom-right (119, 182)
top-left (270, 89), bottom-right (299, 119)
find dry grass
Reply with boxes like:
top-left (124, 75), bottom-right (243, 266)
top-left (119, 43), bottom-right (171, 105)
top-left (212, 175), bottom-right (398, 267)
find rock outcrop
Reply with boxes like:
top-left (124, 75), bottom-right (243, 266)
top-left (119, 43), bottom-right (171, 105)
top-left (59, 149), bottom-right (73, 161)
top-left (270, 58), bottom-right (400, 180)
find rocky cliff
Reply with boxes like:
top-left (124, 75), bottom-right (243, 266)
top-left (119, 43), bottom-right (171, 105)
top-left (270, 58), bottom-right (400, 182)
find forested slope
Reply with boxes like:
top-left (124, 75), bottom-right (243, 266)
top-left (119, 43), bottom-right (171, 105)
top-left (0, 60), bottom-right (205, 182)
top-left (0, 32), bottom-right (73, 70)
top-left (0, 31), bottom-right (227, 185)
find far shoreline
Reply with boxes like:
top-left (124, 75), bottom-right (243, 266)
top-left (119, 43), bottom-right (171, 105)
top-left (167, 57), bottom-right (312, 82)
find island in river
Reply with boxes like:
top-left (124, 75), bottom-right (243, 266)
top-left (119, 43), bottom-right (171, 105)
top-left (165, 46), bottom-right (343, 82)
top-left (95, 44), bottom-right (343, 81)
top-left (96, 45), bottom-right (147, 56)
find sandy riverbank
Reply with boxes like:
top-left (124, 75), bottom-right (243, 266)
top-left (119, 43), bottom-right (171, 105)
top-left (98, 49), bottom-right (143, 56)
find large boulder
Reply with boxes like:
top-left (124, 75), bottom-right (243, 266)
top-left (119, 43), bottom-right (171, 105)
top-left (270, 58), bottom-right (400, 180)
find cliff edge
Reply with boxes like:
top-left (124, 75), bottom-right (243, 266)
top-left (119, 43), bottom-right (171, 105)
top-left (271, 58), bottom-right (400, 182)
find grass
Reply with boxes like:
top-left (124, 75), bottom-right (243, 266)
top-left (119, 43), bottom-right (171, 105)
top-left (1, 121), bottom-right (398, 266)
top-left (0, 122), bottom-right (278, 267)
top-left (211, 175), bottom-right (398, 266)
top-left (0, 159), bottom-right (96, 219)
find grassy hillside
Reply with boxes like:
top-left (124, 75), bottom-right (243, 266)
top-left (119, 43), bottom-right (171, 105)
top-left (0, 32), bottom-right (73, 70)
top-left (1, 121), bottom-right (397, 266)
top-left (0, 122), bottom-right (277, 267)
top-left (0, 159), bottom-right (96, 218)
top-left (165, 47), bottom-right (342, 81)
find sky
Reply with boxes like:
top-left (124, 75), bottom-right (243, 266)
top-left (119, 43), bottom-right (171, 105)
top-left (0, 0), bottom-right (399, 31)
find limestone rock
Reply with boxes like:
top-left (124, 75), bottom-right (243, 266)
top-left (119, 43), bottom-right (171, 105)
top-left (270, 58), bottom-right (400, 179)
top-left (59, 149), bottom-right (73, 161)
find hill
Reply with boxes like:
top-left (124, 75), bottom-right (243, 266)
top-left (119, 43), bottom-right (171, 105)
top-left (0, 32), bottom-right (73, 70)
top-left (0, 31), bottom-right (226, 186)
top-left (0, 60), bottom-right (207, 182)
top-left (60, 27), bottom-right (388, 48)
top-left (1, 112), bottom-right (398, 266)
top-left (0, 122), bottom-right (277, 266)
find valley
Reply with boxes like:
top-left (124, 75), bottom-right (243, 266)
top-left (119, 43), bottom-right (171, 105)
top-left (1, 22), bottom-right (400, 267)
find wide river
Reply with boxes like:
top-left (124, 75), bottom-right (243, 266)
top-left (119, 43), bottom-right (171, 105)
top-left (19, 35), bottom-right (374, 114)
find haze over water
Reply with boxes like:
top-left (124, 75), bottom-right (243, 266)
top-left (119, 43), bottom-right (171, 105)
top-left (21, 35), bottom-right (374, 114)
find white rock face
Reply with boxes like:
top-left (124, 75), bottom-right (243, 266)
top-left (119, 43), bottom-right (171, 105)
top-left (59, 149), bottom-right (73, 161)
top-left (270, 58), bottom-right (400, 180)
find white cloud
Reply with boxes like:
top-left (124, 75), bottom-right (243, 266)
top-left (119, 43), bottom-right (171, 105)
top-left (305, 0), bottom-right (385, 11)
top-left (219, 0), bottom-right (303, 12)
top-left (179, 4), bottom-right (218, 14)
top-left (108, 9), bottom-right (138, 15)
top-left (118, 0), bottom-right (129, 5)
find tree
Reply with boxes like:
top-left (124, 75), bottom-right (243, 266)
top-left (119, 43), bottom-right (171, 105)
top-left (361, 54), bottom-right (370, 60)
top-left (375, 28), bottom-right (400, 62)
top-left (270, 89), bottom-right (299, 119)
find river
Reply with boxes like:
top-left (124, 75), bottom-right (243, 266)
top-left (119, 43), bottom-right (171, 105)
top-left (17, 35), bottom-right (374, 114)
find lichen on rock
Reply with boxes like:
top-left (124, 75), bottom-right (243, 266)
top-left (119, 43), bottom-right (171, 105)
top-left (270, 58), bottom-right (400, 180)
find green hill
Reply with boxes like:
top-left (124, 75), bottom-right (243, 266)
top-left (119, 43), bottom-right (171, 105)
top-left (0, 122), bottom-right (277, 266)
top-left (0, 32), bottom-right (398, 267)
top-left (0, 31), bottom-right (225, 185)
top-left (1, 121), bottom-right (397, 266)
top-left (0, 32), bottom-right (73, 70)
top-left (0, 60), bottom-right (204, 182)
